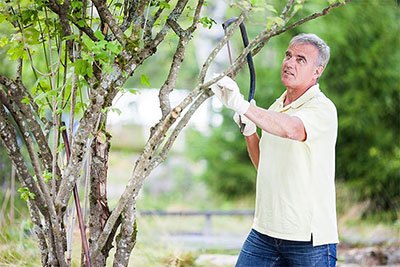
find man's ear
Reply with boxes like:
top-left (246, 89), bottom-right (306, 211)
top-left (314, 66), bottom-right (324, 79)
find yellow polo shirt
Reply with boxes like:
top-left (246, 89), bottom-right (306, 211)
top-left (252, 84), bottom-right (339, 246)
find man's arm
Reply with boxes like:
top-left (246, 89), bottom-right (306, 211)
top-left (245, 133), bottom-right (260, 169)
top-left (210, 76), bottom-right (306, 142)
top-left (244, 104), bottom-right (306, 142)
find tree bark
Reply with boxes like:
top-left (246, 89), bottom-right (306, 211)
top-left (89, 128), bottom-right (112, 266)
top-left (113, 203), bottom-right (137, 267)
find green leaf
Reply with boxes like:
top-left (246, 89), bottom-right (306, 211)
top-left (77, 19), bottom-right (86, 28)
top-left (140, 74), bottom-right (151, 87)
top-left (0, 13), bottom-right (6, 23)
top-left (0, 37), bottom-right (8, 47)
top-left (159, 1), bottom-right (170, 9)
top-left (21, 95), bottom-right (30, 105)
top-left (94, 30), bottom-right (105, 41)
top-left (72, 59), bottom-right (93, 78)
top-left (292, 4), bottom-right (303, 14)
top-left (111, 107), bottom-right (122, 115)
top-left (24, 27), bottom-right (41, 45)
top-left (56, 142), bottom-right (65, 153)
top-left (71, 1), bottom-right (83, 9)
top-left (126, 88), bottom-right (138, 95)
top-left (81, 35), bottom-right (95, 50)
top-left (42, 170), bottom-right (52, 183)
top-left (75, 101), bottom-right (88, 113)
top-left (20, 9), bottom-right (36, 25)
top-left (18, 187), bottom-right (36, 201)
top-left (94, 51), bottom-right (109, 61)
top-left (7, 42), bottom-right (27, 60)
top-left (63, 34), bottom-right (79, 41)
top-left (107, 41), bottom-right (122, 55)
top-left (199, 17), bottom-right (216, 29)
top-left (32, 78), bottom-right (53, 101)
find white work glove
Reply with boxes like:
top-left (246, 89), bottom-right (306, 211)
top-left (233, 100), bottom-right (257, 136)
top-left (210, 76), bottom-right (250, 115)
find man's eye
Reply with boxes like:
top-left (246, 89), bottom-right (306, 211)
top-left (297, 58), bottom-right (305, 64)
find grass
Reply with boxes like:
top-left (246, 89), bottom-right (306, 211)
top-left (0, 195), bottom-right (398, 266)
top-left (0, 219), bottom-right (41, 267)
top-left (0, 146), bottom-right (398, 266)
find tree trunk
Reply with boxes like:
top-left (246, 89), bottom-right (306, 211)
top-left (113, 202), bottom-right (137, 267)
top-left (89, 128), bottom-right (112, 266)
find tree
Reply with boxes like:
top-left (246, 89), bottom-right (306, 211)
top-left (0, 0), bottom-right (350, 266)
top-left (321, 0), bottom-right (400, 220)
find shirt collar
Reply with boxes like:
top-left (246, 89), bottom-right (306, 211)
top-left (276, 83), bottom-right (321, 111)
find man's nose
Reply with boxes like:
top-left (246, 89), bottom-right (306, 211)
top-left (285, 57), bottom-right (296, 66)
top-left (283, 61), bottom-right (294, 70)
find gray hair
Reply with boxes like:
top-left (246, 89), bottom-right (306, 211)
top-left (289, 33), bottom-right (330, 68)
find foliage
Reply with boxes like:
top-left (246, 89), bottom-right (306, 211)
top-left (0, 220), bottom-right (41, 267)
top-left (320, 0), bottom-right (400, 220)
top-left (187, 114), bottom-right (257, 199)
top-left (190, 0), bottom-right (400, 220)
top-left (17, 187), bottom-right (36, 201)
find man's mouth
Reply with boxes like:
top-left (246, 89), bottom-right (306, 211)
top-left (283, 69), bottom-right (294, 76)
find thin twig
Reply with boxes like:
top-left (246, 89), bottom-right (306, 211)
top-left (92, 0), bottom-right (127, 46)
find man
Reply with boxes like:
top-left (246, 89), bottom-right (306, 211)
top-left (211, 33), bottom-right (338, 266)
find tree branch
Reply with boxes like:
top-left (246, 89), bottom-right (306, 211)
top-left (55, 63), bottom-right (129, 211)
top-left (197, 12), bottom-right (246, 85)
top-left (121, 0), bottom-right (139, 32)
top-left (28, 202), bottom-right (50, 266)
top-left (92, 0), bottom-right (127, 46)
top-left (124, 0), bottom-right (147, 45)
top-left (187, 0), bottom-right (204, 32)
top-left (92, 101), bottom-right (189, 257)
top-left (0, 92), bottom-right (67, 267)
top-left (158, 28), bottom-right (190, 119)
top-left (113, 202), bottom-right (137, 266)
top-left (200, 0), bottom-right (351, 91)
top-left (46, 0), bottom-right (75, 63)
top-left (0, 77), bottom-right (60, 184)
top-left (151, 89), bottom-right (212, 170)
top-left (140, 0), bottom-right (189, 60)
top-left (252, 0), bottom-right (352, 56)
top-left (0, 103), bottom-right (48, 215)
top-left (16, 58), bottom-right (23, 82)
top-left (1, 92), bottom-right (53, 202)
top-left (89, 127), bottom-right (112, 266)
top-left (157, 0), bottom-right (205, 119)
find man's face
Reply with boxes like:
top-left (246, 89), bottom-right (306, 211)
top-left (281, 43), bottom-right (322, 90)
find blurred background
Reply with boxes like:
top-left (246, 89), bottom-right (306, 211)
top-left (0, 0), bottom-right (399, 266)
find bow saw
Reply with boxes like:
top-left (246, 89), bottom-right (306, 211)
top-left (222, 17), bottom-right (256, 133)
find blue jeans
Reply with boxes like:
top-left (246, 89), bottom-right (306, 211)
top-left (236, 229), bottom-right (337, 267)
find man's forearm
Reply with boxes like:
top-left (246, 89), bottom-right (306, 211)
top-left (245, 104), bottom-right (306, 141)
top-left (245, 133), bottom-right (260, 169)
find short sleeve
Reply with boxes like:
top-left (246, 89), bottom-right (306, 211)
top-left (293, 98), bottom-right (338, 143)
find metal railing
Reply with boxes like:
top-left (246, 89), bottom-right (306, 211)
top-left (139, 210), bottom-right (254, 235)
